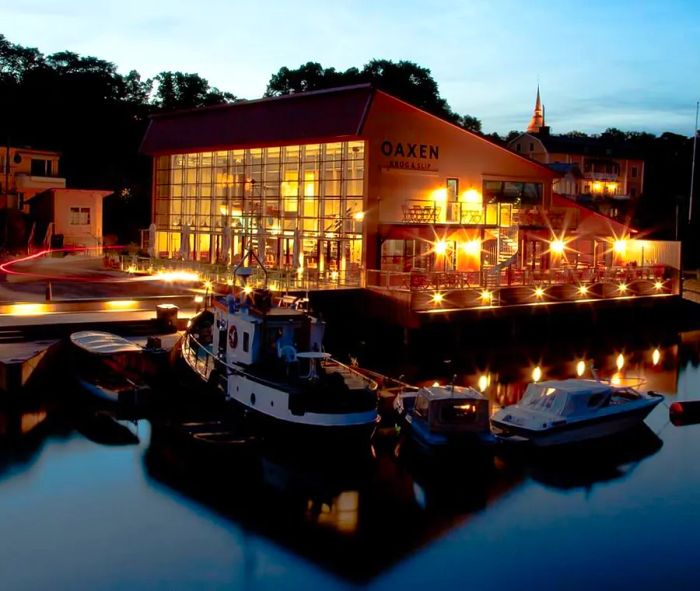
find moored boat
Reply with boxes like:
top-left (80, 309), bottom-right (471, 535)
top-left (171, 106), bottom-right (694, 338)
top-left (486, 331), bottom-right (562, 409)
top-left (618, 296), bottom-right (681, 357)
top-left (394, 384), bottom-right (492, 449)
top-left (490, 378), bottom-right (664, 447)
top-left (69, 330), bottom-right (151, 406)
top-left (180, 288), bottom-right (379, 443)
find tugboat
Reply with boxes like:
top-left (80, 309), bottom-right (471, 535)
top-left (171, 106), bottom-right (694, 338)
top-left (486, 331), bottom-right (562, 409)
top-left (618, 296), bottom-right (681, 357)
top-left (181, 277), bottom-right (379, 443)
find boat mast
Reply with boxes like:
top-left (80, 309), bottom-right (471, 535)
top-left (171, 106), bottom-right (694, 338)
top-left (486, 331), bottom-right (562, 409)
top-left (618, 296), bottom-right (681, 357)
top-left (690, 100), bottom-right (699, 223)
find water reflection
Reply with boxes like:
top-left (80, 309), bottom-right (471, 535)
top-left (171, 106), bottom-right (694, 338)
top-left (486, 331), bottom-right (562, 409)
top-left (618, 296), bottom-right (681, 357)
top-left (0, 331), bottom-right (698, 588)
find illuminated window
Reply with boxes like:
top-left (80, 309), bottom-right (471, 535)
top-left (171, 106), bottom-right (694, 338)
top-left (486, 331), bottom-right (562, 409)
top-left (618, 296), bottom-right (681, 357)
top-left (69, 207), bottom-right (90, 225)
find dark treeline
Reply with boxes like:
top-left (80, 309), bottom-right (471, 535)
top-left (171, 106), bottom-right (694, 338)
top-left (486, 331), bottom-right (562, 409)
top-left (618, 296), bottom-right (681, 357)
top-left (0, 35), bottom-right (697, 263)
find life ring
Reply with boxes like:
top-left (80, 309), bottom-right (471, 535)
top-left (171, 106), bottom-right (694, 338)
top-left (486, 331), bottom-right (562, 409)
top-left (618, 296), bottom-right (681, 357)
top-left (228, 325), bottom-right (238, 349)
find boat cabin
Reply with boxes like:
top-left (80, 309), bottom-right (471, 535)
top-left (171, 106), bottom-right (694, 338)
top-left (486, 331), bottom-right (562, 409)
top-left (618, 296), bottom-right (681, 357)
top-left (520, 380), bottom-right (642, 418)
top-left (412, 386), bottom-right (489, 434)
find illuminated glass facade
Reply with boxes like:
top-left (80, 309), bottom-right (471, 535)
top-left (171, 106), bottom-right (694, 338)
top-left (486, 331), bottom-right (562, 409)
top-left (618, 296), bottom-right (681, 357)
top-left (153, 140), bottom-right (365, 273)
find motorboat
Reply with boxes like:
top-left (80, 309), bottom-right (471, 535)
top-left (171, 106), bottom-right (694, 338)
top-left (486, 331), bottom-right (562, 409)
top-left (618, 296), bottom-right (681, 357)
top-left (394, 384), bottom-right (492, 449)
top-left (490, 378), bottom-right (664, 447)
top-left (180, 287), bottom-right (379, 441)
top-left (69, 330), bottom-right (151, 406)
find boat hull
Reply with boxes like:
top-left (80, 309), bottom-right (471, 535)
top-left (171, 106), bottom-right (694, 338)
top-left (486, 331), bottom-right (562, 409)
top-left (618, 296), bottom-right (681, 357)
top-left (491, 397), bottom-right (663, 447)
top-left (180, 343), bottom-right (379, 446)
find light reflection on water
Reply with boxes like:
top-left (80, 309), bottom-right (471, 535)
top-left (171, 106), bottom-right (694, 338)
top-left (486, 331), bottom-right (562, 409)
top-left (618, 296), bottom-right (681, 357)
top-left (0, 332), bottom-right (698, 590)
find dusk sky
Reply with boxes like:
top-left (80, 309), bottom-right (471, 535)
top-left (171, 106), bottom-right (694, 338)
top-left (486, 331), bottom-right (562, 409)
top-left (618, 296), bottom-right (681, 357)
top-left (3, 0), bottom-right (699, 136)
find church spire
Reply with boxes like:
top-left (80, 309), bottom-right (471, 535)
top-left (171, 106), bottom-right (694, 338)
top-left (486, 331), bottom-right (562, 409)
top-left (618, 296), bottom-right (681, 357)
top-left (527, 85), bottom-right (545, 133)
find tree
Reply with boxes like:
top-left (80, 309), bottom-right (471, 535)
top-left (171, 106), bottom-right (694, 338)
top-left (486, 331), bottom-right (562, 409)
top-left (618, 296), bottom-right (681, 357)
top-left (153, 71), bottom-right (236, 111)
top-left (563, 130), bottom-right (589, 138)
top-left (265, 59), bottom-right (459, 124)
top-left (458, 114), bottom-right (482, 134)
top-left (505, 130), bottom-right (521, 143)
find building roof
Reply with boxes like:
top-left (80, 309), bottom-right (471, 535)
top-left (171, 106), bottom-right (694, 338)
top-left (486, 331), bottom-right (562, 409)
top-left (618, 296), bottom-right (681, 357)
top-left (531, 133), bottom-right (643, 160)
top-left (140, 84), bottom-right (375, 155)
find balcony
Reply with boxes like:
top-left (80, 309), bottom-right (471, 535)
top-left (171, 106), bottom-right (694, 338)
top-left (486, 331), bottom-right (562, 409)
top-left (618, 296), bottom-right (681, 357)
top-left (15, 173), bottom-right (66, 191)
top-left (396, 200), bottom-right (498, 225)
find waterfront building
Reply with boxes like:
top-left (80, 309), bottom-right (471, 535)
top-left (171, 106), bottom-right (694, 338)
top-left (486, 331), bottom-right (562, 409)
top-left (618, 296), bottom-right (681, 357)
top-left (0, 146), bottom-right (66, 209)
top-left (140, 85), bottom-right (679, 311)
top-left (508, 89), bottom-right (645, 220)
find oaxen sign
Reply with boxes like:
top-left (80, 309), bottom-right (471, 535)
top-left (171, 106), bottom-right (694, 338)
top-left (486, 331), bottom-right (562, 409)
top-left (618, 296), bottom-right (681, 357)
top-left (380, 140), bottom-right (439, 171)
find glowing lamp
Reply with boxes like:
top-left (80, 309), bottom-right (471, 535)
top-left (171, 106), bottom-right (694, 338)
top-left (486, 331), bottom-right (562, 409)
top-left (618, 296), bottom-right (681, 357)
top-left (203, 280), bottom-right (213, 291)
top-left (105, 300), bottom-right (137, 310)
top-left (576, 360), bottom-right (586, 377)
top-left (243, 285), bottom-right (253, 295)
top-left (480, 290), bottom-right (492, 303)
top-left (618, 283), bottom-right (627, 293)
top-left (193, 295), bottom-right (204, 304)
top-left (331, 271), bottom-right (339, 281)
top-left (550, 239), bottom-right (565, 254)
top-left (431, 292), bottom-right (444, 304)
top-left (532, 366), bottom-right (542, 382)
top-left (613, 239), bottom-right (627, 254)
top-left (578, 285), bottom-right (589, 295)
top-left (652, 348), bottom-right (661, 366)
top-left (462, 239), bottom-right (481, 256)
top-left (478, 374), bottom-right (489, 392)
top-left (654, 281), bottom-right (664, 290)
top-left (534, 287), bottom-right (545, 298)
top-left (434, 240), bottom-right (448, 255)
top-left (432, 381), bottom-right (440, 388)
top-left (353, 211), bottom-right (365, 222)
top-left (616, 353), bottom-right (625, 371)
top-left (463, 188), bottom-right (481, 203)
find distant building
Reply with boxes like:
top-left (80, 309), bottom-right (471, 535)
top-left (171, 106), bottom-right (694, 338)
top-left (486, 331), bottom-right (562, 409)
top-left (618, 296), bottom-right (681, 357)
top-left (0, 146), bottom-right (66, 209)
top-left (508, 89), bottom-right (644, 219)
top-left (29, 188), bottom-right (111, 249)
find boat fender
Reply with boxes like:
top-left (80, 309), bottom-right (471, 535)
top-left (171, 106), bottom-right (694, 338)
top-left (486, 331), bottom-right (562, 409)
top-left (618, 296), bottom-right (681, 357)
top-left (228, 325), bottom-right (238, 349)
top-left (670, 400), bottom-right (700, 426)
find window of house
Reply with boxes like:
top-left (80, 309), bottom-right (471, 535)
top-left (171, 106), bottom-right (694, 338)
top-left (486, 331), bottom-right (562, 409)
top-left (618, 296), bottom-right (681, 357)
top-left (631, 166), bottom-right (638, 178)
top-left (30, 159), bottom-right (52, 176)
top-left (529, 143), bottom-right (534, 151)
top-left (516, 144), bottom-right (521, 153)
top-left (69, 207), bottom-right (91, 225)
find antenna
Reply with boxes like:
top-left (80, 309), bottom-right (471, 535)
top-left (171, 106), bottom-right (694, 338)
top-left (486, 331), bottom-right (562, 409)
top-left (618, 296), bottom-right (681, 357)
top-left (589, 362), bottom-right (600, 382)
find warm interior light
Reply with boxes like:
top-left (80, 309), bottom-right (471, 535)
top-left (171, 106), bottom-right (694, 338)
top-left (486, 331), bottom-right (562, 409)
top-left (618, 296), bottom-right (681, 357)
top-left (10, 303), bottom-right (48, 316)
top-left (480, 290), bottom-right (491, 302)
top-left (331, 271), bottom-right (339, 281)
top-left (550, 239), bottom-right (565, 254)
top-left (126, 265), bottom-right (137, 274)
top-left (105, 300), bottom-right (137, 310)
top-left (576, 360), bottom-right (586, 377)
top-left (592, 181), bottom-right (603, 193)
top-left (613, 239), bottom-right (627, 254)
top-left (462, 239), bottom-right (481, 256)
top-left (219, 205), bottom-right (228, 215)
top-left (534, 287), bottom-right (545, 298)
top-left (532, 366), bottom-right (542, 382)
top-left (478, 374), bottom-right (488, 392)
top-left (193, 295), bottom-right (204, 304)
top-left (157, 271), bottom-right (200, 282)
top-left (353, 211), bottom-right (365, 222)
top-left (616, 353), bottom-right (625, 371)
top-left (652, 348), bottom-right (661, 366)
top-left (432, 381), bottom-right (440, 388)
top-left (434, 240), bottom-right (448, 255)
top-left (431, 292), bottom-right (444, 304)
top-left (203, 280), bottom-right (213, 291)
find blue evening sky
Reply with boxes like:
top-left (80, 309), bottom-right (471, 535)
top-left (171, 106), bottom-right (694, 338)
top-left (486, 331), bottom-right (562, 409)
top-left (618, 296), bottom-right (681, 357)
top-left (2, 0), bottom-right (699, 136)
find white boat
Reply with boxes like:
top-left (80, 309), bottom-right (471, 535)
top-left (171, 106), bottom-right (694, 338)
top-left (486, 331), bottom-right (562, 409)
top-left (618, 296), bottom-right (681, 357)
top-left (180, 289), bottom-right (379, 441)
top-left (490, 378), bottom-right (664, 447)
top-left (69, 331), bottom-right (151, 405)
top-left (394, 385), bottom-right (492, 449)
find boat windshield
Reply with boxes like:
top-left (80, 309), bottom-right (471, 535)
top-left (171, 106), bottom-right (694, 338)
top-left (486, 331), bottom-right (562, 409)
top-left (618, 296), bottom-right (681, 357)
top-left (521, 384), bottom-right (568, 415)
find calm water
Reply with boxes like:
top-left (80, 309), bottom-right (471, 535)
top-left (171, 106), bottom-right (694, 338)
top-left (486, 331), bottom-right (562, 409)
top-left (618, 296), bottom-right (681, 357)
top-left (1, 330), bottom-right (700, 590)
